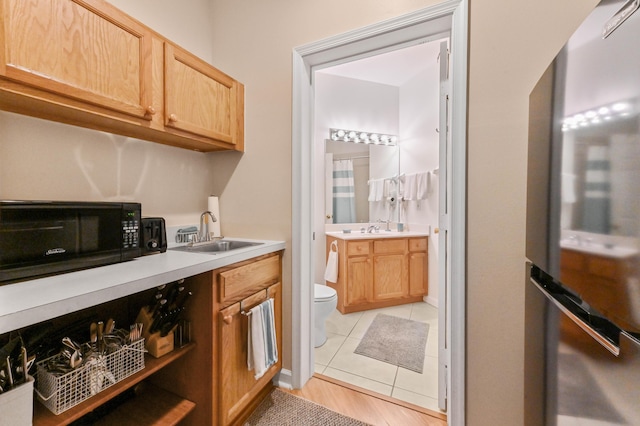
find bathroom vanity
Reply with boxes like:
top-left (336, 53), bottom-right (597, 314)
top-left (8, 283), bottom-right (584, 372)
top-left (325, 232), bottom-right (428, 313)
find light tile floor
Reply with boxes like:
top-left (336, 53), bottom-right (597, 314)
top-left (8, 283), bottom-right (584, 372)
top-left (314, 302), bottom-right (444, 413)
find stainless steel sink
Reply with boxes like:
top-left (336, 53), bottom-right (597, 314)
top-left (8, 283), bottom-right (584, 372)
top-left (170, 239), bottom-right (263, 254)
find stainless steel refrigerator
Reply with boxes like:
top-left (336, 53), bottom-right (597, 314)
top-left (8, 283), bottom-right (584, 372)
top-left (526, 0), bottom-right (640, 424)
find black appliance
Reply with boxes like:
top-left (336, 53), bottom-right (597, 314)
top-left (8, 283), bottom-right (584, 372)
top-left (141, 217), bottom-right (167, 254)
top-left (0, 200), bottom-right (141, 284)
top-left (526, 0), bottom-right (640, 423)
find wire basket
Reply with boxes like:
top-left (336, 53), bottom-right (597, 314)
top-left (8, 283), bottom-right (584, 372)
top-left (35, 339), bottom-right (145, 415)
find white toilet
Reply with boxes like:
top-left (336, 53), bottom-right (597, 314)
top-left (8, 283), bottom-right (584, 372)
top-left (314, 283), bottom-right (338, 347)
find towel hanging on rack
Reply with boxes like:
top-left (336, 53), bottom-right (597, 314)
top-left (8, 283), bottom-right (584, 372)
top-left (247, 299), bottom-right (278, 379)
top-left (324, 240), bottom-right (339, 283)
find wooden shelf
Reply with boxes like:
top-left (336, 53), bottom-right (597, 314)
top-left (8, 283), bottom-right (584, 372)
top-left (93, 383), bottom-right (195, 426)
top-left (33, 343), bottom-right (196, 426)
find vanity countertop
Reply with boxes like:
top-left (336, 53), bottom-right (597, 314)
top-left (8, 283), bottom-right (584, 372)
top-left (326, 230), bottom-right (429, 240)
top-left (0, 237), bottom-right (285, 334)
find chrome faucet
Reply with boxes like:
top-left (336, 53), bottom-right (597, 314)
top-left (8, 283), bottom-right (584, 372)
top-left (198, 211), bottom-right (218, 242)
top-left (366, 224), bottom-right (379, 233)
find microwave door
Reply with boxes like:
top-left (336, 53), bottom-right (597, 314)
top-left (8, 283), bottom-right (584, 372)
top-left (0, 219), bottom-right (79, 266)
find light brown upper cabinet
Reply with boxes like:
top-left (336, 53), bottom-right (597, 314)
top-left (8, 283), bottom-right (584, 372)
top-left (164, 43), bottom-right (244, 149)
top-left (0, 0), bottom-right (154, 119)
top-left (0, 0), bottom-right (244, 152)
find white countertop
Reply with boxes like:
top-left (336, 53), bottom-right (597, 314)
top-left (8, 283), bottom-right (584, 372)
top-left (326, 230), bottom-right (429, 240)
top-left (560, 239), bottom-right (638, 259)
top-left (0, 238), bottom-right (285, 334)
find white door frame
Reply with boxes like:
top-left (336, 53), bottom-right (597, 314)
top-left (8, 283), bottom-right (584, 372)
top-left (290, 1), bottom-right (467, 424)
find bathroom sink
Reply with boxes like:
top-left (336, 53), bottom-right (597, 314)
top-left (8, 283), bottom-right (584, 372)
top-left (170, 239), bottom-right (264, 254)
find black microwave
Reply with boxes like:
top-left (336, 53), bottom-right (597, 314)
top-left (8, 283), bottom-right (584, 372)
top-left (0, 201), bottom-right (142, 284)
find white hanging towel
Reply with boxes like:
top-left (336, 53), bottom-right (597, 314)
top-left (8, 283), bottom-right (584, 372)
top-left (247, 303), bottom-right (265, 378)
top-left (416, 171), bottom-right (430, 200)
top-left (562, 173), bottom-right (577, 203)
top-left (324, 240), bottom-right (339, 283)
top-left (397, 174), bottom-right (406, 200)
top-left (404, 173), bottom-right (417, 200)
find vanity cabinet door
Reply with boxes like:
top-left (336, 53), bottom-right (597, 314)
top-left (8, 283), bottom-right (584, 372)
top-left (373, 253), bottom-right (408, 300)
top-left (0, 0), bottom-right (154, 119)
top-left (408, 238), bottom-right (428, 297)
top-left (164, 42), bottom-right (244, 150)
top-left (372, 239), bottom-right (408, 301)
top-left (346, 255), bottom-right (371, 306)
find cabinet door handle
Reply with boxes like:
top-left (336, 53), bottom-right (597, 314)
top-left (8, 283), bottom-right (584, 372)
top-left (168, 113), bottom-right (178, 122)
top-left (222, 314), bottom-right (233, 324)
top-left (145, 106), bottom-right (156, 117)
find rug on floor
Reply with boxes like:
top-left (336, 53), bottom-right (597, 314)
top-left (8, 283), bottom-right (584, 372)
top-left (354, 313), bottom-right (429, 373)
top-left (244, 388), bottom-right (372, 426)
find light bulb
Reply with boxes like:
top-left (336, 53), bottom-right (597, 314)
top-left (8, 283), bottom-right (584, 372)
top-left (337, 129), bottom-right (345, 137)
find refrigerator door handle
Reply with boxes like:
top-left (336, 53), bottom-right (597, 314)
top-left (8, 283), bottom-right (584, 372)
top-left (531, 278), bottom-right (621, 356)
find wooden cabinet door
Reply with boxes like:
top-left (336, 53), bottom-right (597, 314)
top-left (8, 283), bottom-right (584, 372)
top-left (373, 253), bottom-right (408, 300)
top-left (408, 238), bottom-right (428, 297)
top-left (346, 256), bottom-right (371, 306)
top-left (219, 282), bottom-right (281, 425)
top-left (409, 251), bottom-right (428, 296)
top-left (0, 0), bottom-right (154, 119)
top-left (164, 42), bottom-right (244, 149)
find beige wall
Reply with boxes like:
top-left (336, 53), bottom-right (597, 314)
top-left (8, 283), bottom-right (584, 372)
top-left (467, 1), bottom-right (598, 424)
top-left (0, 0), bottom-right (604, 423)
top-left (209, 0), bottom-right (600, 424)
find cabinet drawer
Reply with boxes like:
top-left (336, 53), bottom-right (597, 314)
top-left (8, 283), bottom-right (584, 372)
top-left (348, 241), bottom-right (370, 256)
top-left (374, 239), bottom-right (407, 254)
top-left (219, 255), bottom-right (280, 304)
top-left (409, 238), bottom-right (427, 252)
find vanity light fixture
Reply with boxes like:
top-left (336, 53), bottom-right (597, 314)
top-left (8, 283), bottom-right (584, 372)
top-left (329, 128), bottom-right (398, 145)
top-left (562, 100), bottom-right (636, 132)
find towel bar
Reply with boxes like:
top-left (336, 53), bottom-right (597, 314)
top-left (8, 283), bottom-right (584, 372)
top-left (241, 296), bottom-right (273, 316)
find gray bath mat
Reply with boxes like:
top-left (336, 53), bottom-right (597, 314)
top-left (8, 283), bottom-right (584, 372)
top-left (354, 313), bottom-right (429, 373)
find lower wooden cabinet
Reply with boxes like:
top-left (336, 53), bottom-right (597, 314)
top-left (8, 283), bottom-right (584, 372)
top-left (327, 236), bottom-right (428, 313)
top-left (560, 248), bottom-right (637, 332)
top-left (219, 282), bottom-right (282, 425)
top-left (150, 251), bottom-right (283, 426)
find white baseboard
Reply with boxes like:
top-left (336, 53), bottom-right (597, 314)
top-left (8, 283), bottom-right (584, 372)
top-left (274, 369), bottom-right (293, 389)
top-left (425, 295), bottom-right (438, 308)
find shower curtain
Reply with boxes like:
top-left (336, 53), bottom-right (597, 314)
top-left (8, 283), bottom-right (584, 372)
top-left (332, 159), bottom-right (356, 223)
top-left (582, 145), bottom-right (610, 234)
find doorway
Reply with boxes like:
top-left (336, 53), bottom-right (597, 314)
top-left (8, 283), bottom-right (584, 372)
top-left (291, 2), bottom-right (468, 424)
top-left (312, 40), bottom-right (445, 412)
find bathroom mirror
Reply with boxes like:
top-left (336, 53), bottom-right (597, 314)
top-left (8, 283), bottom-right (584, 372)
top-left (560, 109), bottom-right (640, 237)
top-left (325, 139), bottom-right (400, 224)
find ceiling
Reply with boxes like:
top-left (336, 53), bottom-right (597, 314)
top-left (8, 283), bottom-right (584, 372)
top-left (317, 38), bottom-right (446, 87)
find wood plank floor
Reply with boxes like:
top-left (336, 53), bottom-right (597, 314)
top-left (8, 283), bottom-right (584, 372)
top-left (281, 375), bottom-right (447, 426)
